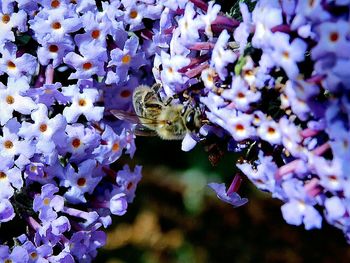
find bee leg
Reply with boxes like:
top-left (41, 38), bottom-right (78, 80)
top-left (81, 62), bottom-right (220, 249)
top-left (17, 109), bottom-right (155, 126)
top-left (151, 83), bottom-right (162, 92)
top-left (151, 83), bottom-right (164, 102)
top-left (164, 94), bottom-right (179, 106)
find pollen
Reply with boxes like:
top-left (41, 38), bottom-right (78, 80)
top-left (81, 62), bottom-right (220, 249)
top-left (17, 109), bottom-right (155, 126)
top-left (237, 92), bottom-right (245, 99)
top-left (120, 90), bottom-right (131, 98)
top-left (91, 30), bottom-right (100, 39)
top-left (51, 0), bottom-right (60, 8)
top-left (282, 51), bottom-right (290, 59)
top-left (6, 95), bottom-right (15, 104)
top-left (30, 252), bottom-right (38, 260)
top-left (329, 32), bottom-right (339, 42)
top-left (4, 140), bottom-right (14, 149)
top-left (127, 182), bottom-right (133, 190)
top-left (2, 14), bottom-right (10, 24)
top-left (78, 98), bottom-right (87, 106)
top-left (7, 61), bottom-right (16, 69)
top-left (0, 172), bottom-right (7, 179)
top-left (30, 165), bottom-right (37, 172)
top-left (43, 197), bottom-right (51, 206)
top-left (235, 124), bottom-right (245, 132)
top-left (207, 74), bottom-right (213, 83)
top-left (83, 62), bottom-right (93, 70)
top-left (4, 259), bottom-right (12, 263)
top-left (77, 177), bottom-right (86, 187)
top-left (167, 67), bottom-right (174, 74)
top-left (49, 44), bottom-right (59, 53)
top-left (72, 138), bottom-right (81, 148)
top-left (129, 10), bottom-right (138, 19)
top-left (328, 175), bottom-right (338, 183)
top-left (39, 123), bottom-right (48, 132)
top-left (112, 142), bottom-right (120, 152)
top-left (267, 127), bottom-right (276, 134)
top-left (51, 21), bottom-right (62, 30)
top-left (122, 54), bottom-right (131, 64)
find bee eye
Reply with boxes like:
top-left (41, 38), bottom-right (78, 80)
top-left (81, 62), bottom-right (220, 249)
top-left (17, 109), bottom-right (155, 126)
top-left (166, 120), bottom-right (172, 125)
top-left (185, 112), bottom-right (195, 130)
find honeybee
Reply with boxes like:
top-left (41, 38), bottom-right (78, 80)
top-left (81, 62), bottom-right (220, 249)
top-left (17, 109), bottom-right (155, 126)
top-left (111, 83), bottom-right (202, 140)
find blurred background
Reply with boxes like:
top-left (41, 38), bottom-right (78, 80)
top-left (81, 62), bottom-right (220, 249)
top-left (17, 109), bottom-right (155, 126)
top-left (95, 137), bottom-right (350, 263)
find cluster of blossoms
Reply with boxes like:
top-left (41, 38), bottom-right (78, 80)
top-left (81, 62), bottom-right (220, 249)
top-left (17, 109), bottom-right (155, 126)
top-left (0, 0), bottom-right (156, 261)
top-left (147, 0), bottom-right (350, 243)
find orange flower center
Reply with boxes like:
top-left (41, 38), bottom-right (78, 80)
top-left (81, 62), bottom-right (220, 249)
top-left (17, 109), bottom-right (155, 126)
top-left (122, 55), bottom-right (131, 64)
top-left (329, 32), bottom-right (339, 42)
top-left (51, 0), bottom-right (60, 8)
top-left (72, 138), bottom-right (81, 148)
top-left (6, 95), bottom-right (15, 104)
top-left (39, 124), bottom-right (48, 132)
top-left (112, 143), bottom-right (120, 152)
top-left (91, 30), bottom-right (100, 39)
top-left (0, 172), bottom-right (7, 179)
top-left (83, 62), bottom-right (92, 70)
top-left (4, 140), bottom-right (13, 149)
top-left (78, 98), bottom-right (87, 106)
top-left (120, 90), bottom-right (131, 98)
top-left (129, 10), bottom-right (138, 19)
top-left (49, 44), bottom-right (59, 52)
top-left (2, 14), bottom-right (10, 24)
top-left (51, 22), bottom-right (61, 29)
top-left (7, 61), bottom-right (16, 69)
top-left (77, 177), bottom-right (86, 186)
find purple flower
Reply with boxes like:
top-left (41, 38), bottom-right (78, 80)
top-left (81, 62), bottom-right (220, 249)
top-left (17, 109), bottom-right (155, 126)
top-left (211, 30), bottom-right (237, 80)
top-left (0, 118), bottom-right (35, 165)
top-left (281, 179), bottom-right (322, 230)
top-left (116, 165), bottom-right (142, 202)
top-left (0, 77), bottom-right (37, 125)
top-left (58, 124), bottom-right (100, 162)
top-left (93, 125), bottom-right (127, 165)
top-left (0, 245), bottom-right (29, 263)
top-left (64, 41), bottom-right (106, 80)
top-left (0, 9), bottom-right (27, 44)
top-left (0, 199), bottom-right (15, 223)
top-left (324, 196), bottom-right (346, 222)
top-left (0, 44), bottom-right (37, 78)
top-left (29, 7), bottom-right (81, 42)
top-left (22, 241), bottom-right (53, 263)
top-left (62, 85), bottom-right (104, 123)
top-left (269, 32), bottom-right (307, 79)
top-left (107, 36), bottom-right (147, 84)
top-left (33, 184), bottom-right (64, 222)
top-left (27, 82), bottom-right (70, 107)
top-left (109, 192), bottom-right (128, 216)
top-left (177, 2), bottom-right (203, 44)
top-left (313, 20), bottom-right (350, 60)
top-left (0, 162), bottom-right (22, 200)
top-left (37, 37), bottom-right (74, 67)
top-left (61, 160), bottom-right (102, 204)
top-left (208, 175), bottom-right (248, 207)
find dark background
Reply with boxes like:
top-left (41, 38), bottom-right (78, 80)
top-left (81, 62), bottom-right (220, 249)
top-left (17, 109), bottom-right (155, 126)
top-left (95, 137), bottom-right (350, 263)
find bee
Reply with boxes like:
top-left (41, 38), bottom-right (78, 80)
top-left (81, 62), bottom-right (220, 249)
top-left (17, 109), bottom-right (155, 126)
top-left (111, 83), bottom-right (202, 140)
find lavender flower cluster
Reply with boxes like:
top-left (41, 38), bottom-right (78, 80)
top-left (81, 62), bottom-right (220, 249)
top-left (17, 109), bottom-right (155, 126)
top-left (0, 0), bottom-right (154, 261)
top-left (149, 0), bottom-right (350, 243)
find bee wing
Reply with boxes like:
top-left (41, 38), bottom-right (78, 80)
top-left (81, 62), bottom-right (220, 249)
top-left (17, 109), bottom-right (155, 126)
top-left (110, 109), bottom-right (166, 125)
top-left (134, 124), bottom-right (158, 137)
top-left (110, 110), bottom-right (159, 137)
top-left (110, 109), bottom-right (141, 124)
